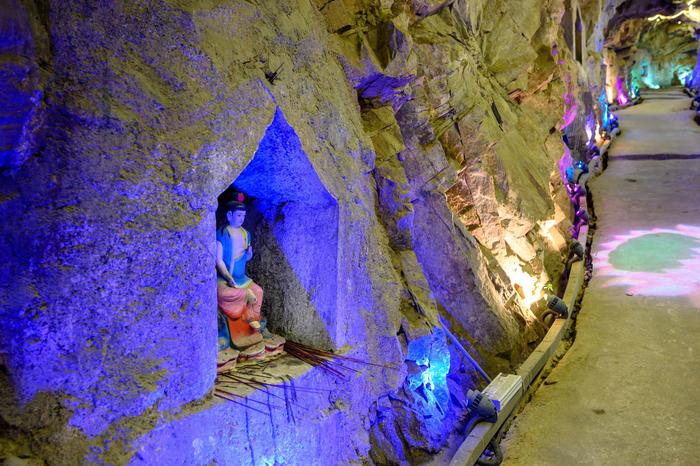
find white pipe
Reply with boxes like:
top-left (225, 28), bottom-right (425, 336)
top-left (438, 315), bottom-right (492, 383)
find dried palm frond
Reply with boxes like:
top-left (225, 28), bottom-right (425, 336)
top-left (282, 341), bottom-right (347, 378)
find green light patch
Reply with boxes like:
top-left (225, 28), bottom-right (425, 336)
top-left (608, 233), bottom-right (700, 272)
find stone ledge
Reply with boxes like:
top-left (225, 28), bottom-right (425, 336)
top-left (131, 353), bottom-right (381, 465)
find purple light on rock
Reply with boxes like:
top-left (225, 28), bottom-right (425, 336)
top-left (561, 93), bottom-right (577, 130)
top-left (569, 207), bottom-right (589, 239)
top-left (567, 183), bottom-right (585, 206)
top-left (691, 63), bottom-right (700, 91)
top-left (585, 114), bottom-right (595, 145)
top-left (233, 107), bottom-right (341, 348)
top-left (356, 73), bottom-right (415, 111)
top-left (559, 145), bottom-right (573, 184)
top-left (616, 76), bottom-right (629, 106)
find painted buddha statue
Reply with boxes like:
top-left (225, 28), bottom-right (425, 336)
top-left (215, 195), bottom-right (284, 367)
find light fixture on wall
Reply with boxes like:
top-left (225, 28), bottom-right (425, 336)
top-left (539, 294), bottom-right (568, 328)
top-left (466, 389), bottom-right (498, 422)
top-left (575, 160), bottom-right (590, 182)
top-left (460, 388), bottom-right (499, 446)
top-left (570, 240), bottom-right (585, 261)
top-left (570, 207), bottom-right (589, 239)
top-left (566, 182), bottom-right (585, 208)
top-left (576, 208), bottom-right (589, 225)
top-left (608, 111), bottom-right (620, 136)
top-left (546, 295), bottom-right (569, 317)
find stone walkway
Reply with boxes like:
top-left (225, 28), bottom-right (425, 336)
top-left (501, 89), bottom-right (700, 466)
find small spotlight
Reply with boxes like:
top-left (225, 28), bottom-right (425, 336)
top-left (547, 295), bottom-right (569, 317)
top-left (576, 208), bottom-right (589, 224)
top-left (466, 390), bottom-right (498, 421)
top-left (570, 240), bottom-right (585, 260)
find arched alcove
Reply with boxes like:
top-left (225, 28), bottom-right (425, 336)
top-left (219, 107), bottom-right (339, 350)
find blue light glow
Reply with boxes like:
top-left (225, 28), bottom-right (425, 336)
top-left (641, 71), bottom-right (660, 89)
top-left (599, 91), bottom-right (610, 131)
top-left (405, 328), bottom-right (451, 420)
top-left (565, 166), bottom-right (575, 184)
top-left (629, 68), bottom-right (641, 98)
top-left (629, 82), bottom-right (639, 99)
top-left (689, 61), bottom-right (700, 90)
top-left (676, 65), bottom-right (693, 86)
top-left (233, 107), bottom-right (340, 348)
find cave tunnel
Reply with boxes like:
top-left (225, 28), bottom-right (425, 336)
top-left (1, 1), bottom-right (700, 465)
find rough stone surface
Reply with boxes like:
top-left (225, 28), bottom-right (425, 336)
top-left (0, 0), bottom-right (686, 464)
top-left (631, 22), bottom-right (698, 88)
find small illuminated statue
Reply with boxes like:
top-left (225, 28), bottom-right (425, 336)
top-left (215, 194), bottom-right (285, 371)
top-left (216, 195), bottom-right (265, 350)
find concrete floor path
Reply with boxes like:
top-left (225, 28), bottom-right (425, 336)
top-left (501, 89), bottom-right (700, 466)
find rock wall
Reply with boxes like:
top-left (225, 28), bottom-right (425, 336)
top-left (631, 21), bottom-right (698, 88)
top-left (1, 0), bottom-right (682, 464)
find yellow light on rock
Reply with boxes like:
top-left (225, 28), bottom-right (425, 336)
top-left (647, 0), bottom-right (699, 22)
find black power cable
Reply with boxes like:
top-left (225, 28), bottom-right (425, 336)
top-left (475, 426), bottom-right (506, 466)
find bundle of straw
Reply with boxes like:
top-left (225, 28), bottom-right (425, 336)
top-left (213, 340), bottom-right (398, 411)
